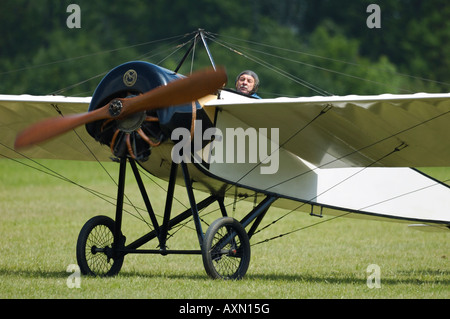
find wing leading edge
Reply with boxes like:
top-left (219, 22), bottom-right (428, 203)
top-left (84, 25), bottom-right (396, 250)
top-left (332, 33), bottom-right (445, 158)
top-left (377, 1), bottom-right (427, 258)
top-left (209, 92), bottom-right (450, 168)
top-left (1, 93), bottom-right (449, 225)
top-left (5, 92), bottom-right (449, 167)
top-left (0, 94), bottom-right (111, 161)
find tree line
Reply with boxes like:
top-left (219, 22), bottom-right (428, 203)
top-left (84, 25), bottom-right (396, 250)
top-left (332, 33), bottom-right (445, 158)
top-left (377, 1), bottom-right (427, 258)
top-left (1, 0), bottom-right (448, 97)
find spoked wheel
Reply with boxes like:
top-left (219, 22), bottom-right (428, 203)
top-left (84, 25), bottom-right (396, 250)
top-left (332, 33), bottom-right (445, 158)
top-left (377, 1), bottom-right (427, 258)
top-left (202, 217), bottom-right (250, 280)
top-left (76, 215), bottom-right (125, 277)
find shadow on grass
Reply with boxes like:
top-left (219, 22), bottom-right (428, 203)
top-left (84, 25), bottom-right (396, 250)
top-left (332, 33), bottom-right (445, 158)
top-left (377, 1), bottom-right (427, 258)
top-left (1, 267), bottom-right (448, 286)
top-left (0, 268), bottom-right (68, 279)
top-left (246, 269), bottom-right (450, 286)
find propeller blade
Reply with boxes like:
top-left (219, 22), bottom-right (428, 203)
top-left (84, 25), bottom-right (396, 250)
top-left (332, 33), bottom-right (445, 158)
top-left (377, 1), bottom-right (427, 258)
top-left (119, 66), bottom-right (227, 117)
top-left (14, 106), bottom-right (110, 149)
top-left (14, 67), bottom-right (227, 149)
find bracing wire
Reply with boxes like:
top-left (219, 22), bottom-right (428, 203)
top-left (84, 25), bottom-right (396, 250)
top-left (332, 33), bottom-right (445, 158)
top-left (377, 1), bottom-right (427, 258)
top-left (206, 35), bottom-right (332, 96)
top-left (250, 142), bottom-right (408, 244)
top-left (0, 33), bottom-right (200, 230)
top-left (0, 143), bottom-right (155, 227)
top-left (207, 31), bottom-right (450, 89)
top-left (0, 33), bottom-right (191, 77)
top-left (200, 31), bottom-right (450, 243)
top-left (2, 30), bottom-right (449, 246)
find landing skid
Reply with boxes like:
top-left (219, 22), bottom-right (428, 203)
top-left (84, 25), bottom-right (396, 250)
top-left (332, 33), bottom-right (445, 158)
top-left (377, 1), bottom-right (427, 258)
top-left (76, 156), bottom-right (277, 279)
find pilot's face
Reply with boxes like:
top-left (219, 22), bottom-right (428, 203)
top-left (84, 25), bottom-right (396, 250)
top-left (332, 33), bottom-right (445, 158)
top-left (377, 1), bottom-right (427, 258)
top-left (236, 74), bottom-right (256, 95)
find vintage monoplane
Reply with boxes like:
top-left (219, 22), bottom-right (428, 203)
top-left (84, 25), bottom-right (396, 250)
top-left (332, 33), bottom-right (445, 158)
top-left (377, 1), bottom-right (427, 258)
top-left (1, 31), bottom-right (449, 279)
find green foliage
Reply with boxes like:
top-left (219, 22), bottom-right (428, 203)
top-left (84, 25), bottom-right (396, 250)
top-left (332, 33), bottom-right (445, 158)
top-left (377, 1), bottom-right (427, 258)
top-left (1, 159), bottom-right (449, 298)
top-left (0, 0), bottom-right (448, 97)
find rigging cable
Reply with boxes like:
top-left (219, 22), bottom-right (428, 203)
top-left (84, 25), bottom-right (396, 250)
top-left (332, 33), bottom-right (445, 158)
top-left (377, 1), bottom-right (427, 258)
top-left (208, 31), bottom-right (450, 90)
top-left (251, 144), bottom-right (450, 247)
top-left (2, 30), bottom-right (449, 245)
top-left (0, 34), bottom-right (198, 227)
top-left (207, 35), bottom-right (332, 96)
top-left (0, 33), bottom-right (191, 77)
top-left (198, 33), bottom-right (450, 243)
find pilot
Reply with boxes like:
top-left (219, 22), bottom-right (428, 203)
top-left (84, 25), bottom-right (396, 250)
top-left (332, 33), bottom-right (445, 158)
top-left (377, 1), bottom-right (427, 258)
top-left (235, 70), bottom-right (261, 98)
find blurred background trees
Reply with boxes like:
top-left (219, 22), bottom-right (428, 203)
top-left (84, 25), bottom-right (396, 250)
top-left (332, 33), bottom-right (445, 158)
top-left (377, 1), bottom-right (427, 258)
top-left (1, 0), bottom-right (448, 97)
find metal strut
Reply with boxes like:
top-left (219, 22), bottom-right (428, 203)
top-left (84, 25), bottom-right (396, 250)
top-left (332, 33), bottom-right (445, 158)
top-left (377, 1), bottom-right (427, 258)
top-left (174, 29), bottom-right (216, 73)
top-left (111, 157), bottom-right (213, 256)
top-left (199, 29), bottom-right (216, 70)
top-left (180, 161), bottom-right (205, 247)
top-left (113, 157), bottom-right (127, 251)
top-left (110, 157), bottom-right (279, 257)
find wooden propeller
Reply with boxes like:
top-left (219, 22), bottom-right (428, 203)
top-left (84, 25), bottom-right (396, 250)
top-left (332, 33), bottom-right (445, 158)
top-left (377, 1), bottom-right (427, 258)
top-left (15, 67), bottom-right (227, 149)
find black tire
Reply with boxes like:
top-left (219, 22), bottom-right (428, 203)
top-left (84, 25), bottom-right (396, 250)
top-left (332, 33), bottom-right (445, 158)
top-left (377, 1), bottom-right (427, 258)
top-left (202, 217), bottom-right (250, 280)
top-left (76, 215), bottom-right (124, 277)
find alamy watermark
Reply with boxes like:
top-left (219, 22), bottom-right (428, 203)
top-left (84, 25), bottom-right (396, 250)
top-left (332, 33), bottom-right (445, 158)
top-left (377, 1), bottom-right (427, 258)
top-left (65, 4), bottom-right (380, 29)
top-left (66, 4), bottom-right (380, 30)
top-left (171, 120), bottom-right (280, 175)
top-left (66, 4), bottom-right (81, 29)
top-left (366, 4), bottom-right (381, 29)
top-left (65, 262), bottom-right (380, 289)
top-left (366, 264), bottom-right (381, 289)
top-left (66, 264), bottom-right (81, 288)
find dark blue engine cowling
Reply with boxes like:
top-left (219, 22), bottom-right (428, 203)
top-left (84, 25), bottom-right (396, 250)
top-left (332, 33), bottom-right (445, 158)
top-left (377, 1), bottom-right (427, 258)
top-left (86, 61), bottom-right (213, 160)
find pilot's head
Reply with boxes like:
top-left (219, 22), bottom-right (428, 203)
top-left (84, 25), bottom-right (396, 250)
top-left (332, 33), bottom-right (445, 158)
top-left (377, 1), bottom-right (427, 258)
top-left (235, 70), bottom-right (259, 95)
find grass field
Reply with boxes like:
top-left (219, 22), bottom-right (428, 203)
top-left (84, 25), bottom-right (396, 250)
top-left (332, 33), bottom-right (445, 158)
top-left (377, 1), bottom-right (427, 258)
top-left (0, 159), bottom-right (448, 299)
